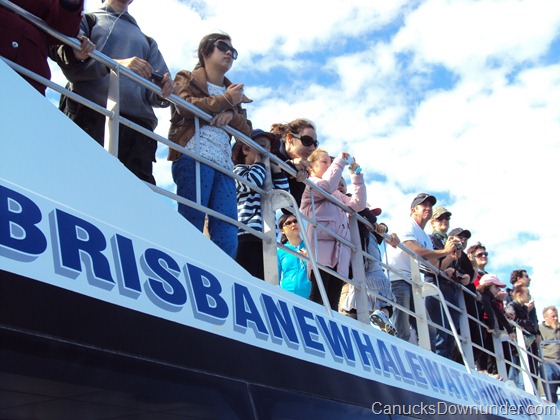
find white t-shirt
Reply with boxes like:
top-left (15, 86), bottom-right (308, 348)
top-left (184, 82), bottom-right (233, 170)
top-left (387, 218), bottom-right (433, 281)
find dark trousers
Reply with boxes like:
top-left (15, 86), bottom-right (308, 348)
top-left (235, 235), bottom-right (264, 280)
top-left (309, 267), bottom-right (343, 311)
top-left (464, 287), bottom-right (485, 368)
top-left (62, 101), bottom-right (157, 185)
top-left (425, 279), bottom-right (461, 360)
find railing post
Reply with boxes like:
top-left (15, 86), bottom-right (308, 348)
top-left (348, 214), bottom-right (369, 324)
top-left (410, 258), bottom-right (430, 350)
top-left (261, 155), bottom-right (279, 285)
top-left (104, 69), bottom-right (120, 156)
top-left (515, 326), bottom-right (537, 394)
top-left (457, 291), bottom-right (474, 368)
top-left (492, 332), bottom-right (508, 379)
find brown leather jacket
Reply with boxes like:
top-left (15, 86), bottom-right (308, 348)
top-left (167, 67), bottom-right (252, 161)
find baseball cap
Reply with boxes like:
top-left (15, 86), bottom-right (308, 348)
top-left (479, 274), bottom-right (506, 288)
top-left (448, 227), bottom-right (472, 239)
top-left (432, 206), bottom-right (451, 220)
top-left (411, 193), bottom-right (436, 208)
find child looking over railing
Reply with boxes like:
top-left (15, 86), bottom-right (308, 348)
top-left (300, 149), bottom-right (366, 310)
top-left (232, 129), bottom-right (289, 280)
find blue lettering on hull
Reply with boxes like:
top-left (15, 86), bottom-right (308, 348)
top-left (0, 184), bottom-right (545, 419)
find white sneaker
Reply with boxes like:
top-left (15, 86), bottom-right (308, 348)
top-left (370, 310), bottom-right (398, 336)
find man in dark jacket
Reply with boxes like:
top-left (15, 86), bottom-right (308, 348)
top-left (0, 0), bottom-right (84, 94)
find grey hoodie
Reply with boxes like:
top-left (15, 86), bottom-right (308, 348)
top-left (53, 5), bottom-right (169, 129)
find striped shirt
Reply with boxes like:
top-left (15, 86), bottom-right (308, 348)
top-left (234, 163), bottom-right (289, 236)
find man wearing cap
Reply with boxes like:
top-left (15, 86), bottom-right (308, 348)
top-left (426, 225), bottom-right (473, 359)
top-left (387, 193), bottom-right (460, 343)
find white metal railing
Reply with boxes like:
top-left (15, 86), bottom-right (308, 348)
top-left (2, 0), bottom-right (549, 401)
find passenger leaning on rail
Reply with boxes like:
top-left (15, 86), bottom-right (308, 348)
top-left (386, 193), bottom-right (460, 344)
top-left (270, 119), bottom-right (318, 208)
top-left (427, 223), bottom-right (472, 359)
top-left (0, 0), bottom-right (85, 95)
top-left (300, 150), bottom-right (366, 311)
top-left (232, 129), bottom-right (289, 279)
top-left (340, 205), bottom-right (400, 336)
top-left (476, 274), bottom-right (515, 380)
top-left (506, 284), bottom-right (542, 387)
top-left (447, 227), bottom-right (477, 364)
top-left (52, 0), bottom-right (173, 185)
top-left (168, 33), bottom-right (252, 259)
top-left (466, 241), bottom-right (489, 372)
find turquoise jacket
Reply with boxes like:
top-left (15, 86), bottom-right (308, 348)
top-left (277, 242), bottom-right (311, 298)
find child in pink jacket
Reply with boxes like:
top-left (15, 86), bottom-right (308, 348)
top-left (300, 149), bottom-right (366, 310)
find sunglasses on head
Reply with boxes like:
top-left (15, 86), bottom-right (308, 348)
top-left (291, 132), bottom-right (318, 148)
top-left (283, 219), bottom-right (298, 227)
top-left (214, 40), bottom-right (238, 60)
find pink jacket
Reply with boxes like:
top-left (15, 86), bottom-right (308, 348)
top-left (300, 157), bottom-right (366, 277)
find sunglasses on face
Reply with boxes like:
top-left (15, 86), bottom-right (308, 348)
top-left (283, 219), bottom-right (298, 227)
top-left (291, 132), bottom-right (318, 148)
top-left (475, 251), bottom-right (489, 258)
top-left (214, 40), bottom-right (238, 60)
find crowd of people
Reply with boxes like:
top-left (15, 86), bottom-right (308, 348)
top-left (4, 0), bottom-right (560, 403)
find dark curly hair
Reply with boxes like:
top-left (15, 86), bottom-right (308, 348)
top-left (510, 269), bottom-right (527, 286)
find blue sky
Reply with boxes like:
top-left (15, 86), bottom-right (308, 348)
top-left (50, 0), bottom-right (560, 310)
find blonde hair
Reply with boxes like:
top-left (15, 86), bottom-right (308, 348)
top-left (307, 148), bottom-right (329, 164)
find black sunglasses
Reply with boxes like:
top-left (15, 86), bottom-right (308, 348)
top-left (214, 40), bottom-right (238, 60)
top-left (283, 219), bottom-right (298, 227)
top-left (291, 132), bottom-right (318, 148)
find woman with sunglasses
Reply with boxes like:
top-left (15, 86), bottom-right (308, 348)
top-left (466, 241), bottom-right (490, 368)
top-left (168, 33), bottom-right (252, 258)
top-left (270, 119), bottom-right (318, 208)
top-left (277, 214), bottom-right (311, 298)
top-left (467, 242), bottom-right (489, 288)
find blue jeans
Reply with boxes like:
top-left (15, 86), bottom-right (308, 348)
top-left (425, 280), bottom-right (461, 360)
top-left (391, 280), bottom-right (414, 342)
top-left (172, 154), bottom-right (238, 258)
top-left (544, 361), bottom-right (560, 403)
top-left (508, 353), bottom-right (525, 390)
